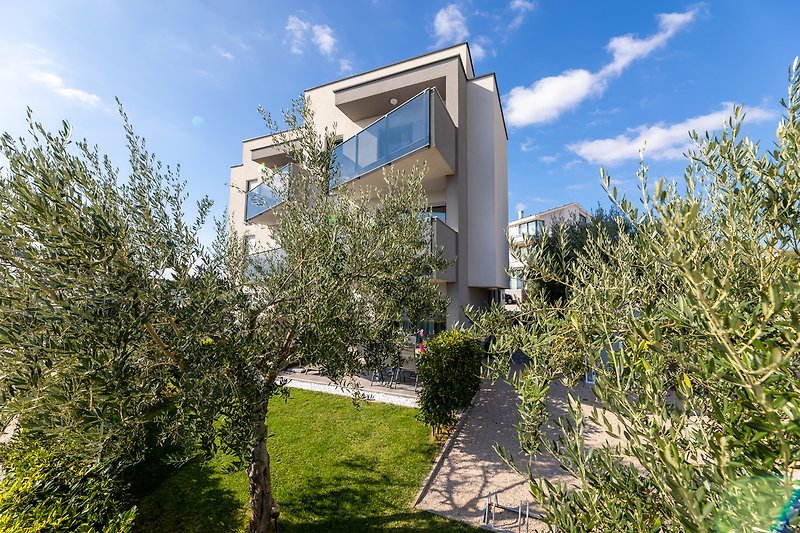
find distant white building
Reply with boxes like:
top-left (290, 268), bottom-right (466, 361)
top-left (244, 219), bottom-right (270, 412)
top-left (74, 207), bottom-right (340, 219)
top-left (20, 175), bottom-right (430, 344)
top-left (506, 202), bottom-right (590, 302)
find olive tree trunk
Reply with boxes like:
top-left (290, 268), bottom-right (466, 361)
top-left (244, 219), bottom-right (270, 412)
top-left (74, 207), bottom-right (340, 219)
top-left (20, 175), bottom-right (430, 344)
top-left (247, 402), bottom-right (274, 533)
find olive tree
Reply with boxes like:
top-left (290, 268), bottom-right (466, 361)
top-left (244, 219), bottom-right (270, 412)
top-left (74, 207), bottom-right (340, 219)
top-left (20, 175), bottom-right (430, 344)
top-left (475, 60), bottom-right (800, 531)
top-left (201, 98), bottom-right (446, 532)
top-left (0, 107), bottom-right (214, 530)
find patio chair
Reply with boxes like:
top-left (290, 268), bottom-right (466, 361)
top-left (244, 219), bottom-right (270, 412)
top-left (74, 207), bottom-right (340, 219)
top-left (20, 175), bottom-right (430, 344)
top-left (393, 356), bottom-right (419, 391)
top-left (391, 337), bottom-right (419, 390)
top-left (370, 364), bottom-right (395, 387)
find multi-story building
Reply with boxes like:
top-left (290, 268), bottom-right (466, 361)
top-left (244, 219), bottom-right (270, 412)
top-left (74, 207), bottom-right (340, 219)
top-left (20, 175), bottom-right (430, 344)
top-left (506, 202), bottom-right (590, 302)
top-left (229, 43), bottom-right (509, 328)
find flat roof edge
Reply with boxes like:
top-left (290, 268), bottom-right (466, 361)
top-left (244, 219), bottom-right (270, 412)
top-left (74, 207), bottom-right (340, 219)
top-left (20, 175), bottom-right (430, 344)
top-left (305, 42), bottom-right (474, 92)
top-left (510, 202), bottom-right (589, 224)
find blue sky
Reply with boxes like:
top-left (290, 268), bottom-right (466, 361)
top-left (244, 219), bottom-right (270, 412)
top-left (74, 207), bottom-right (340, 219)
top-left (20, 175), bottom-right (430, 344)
top-left (1, 1), bottom-right (797, 239)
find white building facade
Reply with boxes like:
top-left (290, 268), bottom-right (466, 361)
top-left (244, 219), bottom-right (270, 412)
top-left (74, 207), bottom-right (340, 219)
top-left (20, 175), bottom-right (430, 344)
top-left (507, 202), bottom-right (590, 302)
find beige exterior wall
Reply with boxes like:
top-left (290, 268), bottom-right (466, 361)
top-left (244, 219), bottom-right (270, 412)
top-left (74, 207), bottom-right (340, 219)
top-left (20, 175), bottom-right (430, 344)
top-left (229, 43), bottom-right (508, 327)
top-left (466, 74), bottom-right (509, 289)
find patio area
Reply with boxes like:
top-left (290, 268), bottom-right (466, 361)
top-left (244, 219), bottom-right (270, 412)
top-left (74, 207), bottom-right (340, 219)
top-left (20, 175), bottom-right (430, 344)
top-left (279, 361), bottom-right (420, 408)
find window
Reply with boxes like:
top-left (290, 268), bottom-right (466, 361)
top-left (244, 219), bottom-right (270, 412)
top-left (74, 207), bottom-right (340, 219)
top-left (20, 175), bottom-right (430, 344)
top-left (510, 269), bottom-right (524, 290)
top-left (517, 220), bottom-right (544, 236)
top-left (579, 214), bottom-right (587, 224)
top-left (431, 205), bottom-right (446, 223)
top-left (246, 179), bottom-right (259, 192)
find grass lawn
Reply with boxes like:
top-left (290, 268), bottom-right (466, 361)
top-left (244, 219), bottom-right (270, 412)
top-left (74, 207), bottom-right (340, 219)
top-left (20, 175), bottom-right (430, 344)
top-left (133, 388), bottom-right (475, 532)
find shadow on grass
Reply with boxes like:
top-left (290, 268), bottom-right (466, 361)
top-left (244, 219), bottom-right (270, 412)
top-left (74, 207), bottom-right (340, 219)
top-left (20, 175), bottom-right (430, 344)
top-left (132, 458), bottom-right (246, 533)
top-left (277, 455), bottom-right (475, 532)
top-left (282, 511), bottom-right (473, 532)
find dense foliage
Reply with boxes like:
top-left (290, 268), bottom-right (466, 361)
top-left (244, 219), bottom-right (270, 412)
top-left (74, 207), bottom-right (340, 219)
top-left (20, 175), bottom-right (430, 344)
top-left (475, 61), bottom-right (800, 531)
top-left (0, 438), bottom-right (136, 532)
top-left (0, 108), bottom-right (211, 527)
top-left (416, 330), bottom-right (483, 432)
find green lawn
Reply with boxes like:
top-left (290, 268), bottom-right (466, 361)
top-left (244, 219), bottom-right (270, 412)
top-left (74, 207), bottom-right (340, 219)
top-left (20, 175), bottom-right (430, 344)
top-left (133, 388), bottom-right (475, 532)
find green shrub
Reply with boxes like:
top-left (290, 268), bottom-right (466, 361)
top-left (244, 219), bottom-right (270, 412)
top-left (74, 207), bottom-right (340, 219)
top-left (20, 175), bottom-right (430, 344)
top-left (416, 330), bottom-right (482, 431)
top-left (0, 439), bottom-right (136, 533)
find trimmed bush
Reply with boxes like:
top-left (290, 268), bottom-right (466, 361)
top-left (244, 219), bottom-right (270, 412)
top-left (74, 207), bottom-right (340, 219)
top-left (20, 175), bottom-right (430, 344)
top-left (0, 439), bottom-right (136, 533)
top-left (416, 330), bottom-right (482, 432)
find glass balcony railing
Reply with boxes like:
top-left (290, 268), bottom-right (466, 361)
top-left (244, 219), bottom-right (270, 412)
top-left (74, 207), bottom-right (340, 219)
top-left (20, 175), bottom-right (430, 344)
top-left (331, 89), bottom-right (432, 188)
top-left (246, 247), bottom-right (285, 278)
top-left (245, 165), bottom-right (287, 221)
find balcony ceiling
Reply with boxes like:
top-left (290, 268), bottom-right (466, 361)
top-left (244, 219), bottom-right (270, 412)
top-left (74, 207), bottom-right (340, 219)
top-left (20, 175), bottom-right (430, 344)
top-left (251, 144), bottom-right (291, 166)
top-left (335, 76), bottom-right (447, 122)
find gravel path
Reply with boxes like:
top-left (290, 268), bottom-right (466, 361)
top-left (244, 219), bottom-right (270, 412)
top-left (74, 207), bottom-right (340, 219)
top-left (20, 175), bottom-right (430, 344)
top-left (416, 368), bottom-right (611, 531)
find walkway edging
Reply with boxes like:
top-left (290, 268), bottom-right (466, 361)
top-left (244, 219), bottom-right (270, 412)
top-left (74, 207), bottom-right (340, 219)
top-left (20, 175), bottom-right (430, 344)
top-left (412, 400), bottom-right (475, 507)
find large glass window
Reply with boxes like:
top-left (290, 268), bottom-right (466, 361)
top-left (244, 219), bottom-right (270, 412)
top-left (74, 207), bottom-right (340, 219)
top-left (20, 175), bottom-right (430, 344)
top-left (517, 220), bottom-right (544, 236)
top-left (431, 205), bottom-right (446, 223)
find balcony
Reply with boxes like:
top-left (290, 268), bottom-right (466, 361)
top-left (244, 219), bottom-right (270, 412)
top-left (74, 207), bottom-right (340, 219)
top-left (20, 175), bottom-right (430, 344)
top-left (430, 217), bottom-right (457, 283)
top-left (245, 90), bottom-right (455, 222)
top-left (245, 165), bottom-right (287, 221)
top-left (246, 247), bottom-right (285, 278)
top-left (331, 88), bottom-right (456, 189)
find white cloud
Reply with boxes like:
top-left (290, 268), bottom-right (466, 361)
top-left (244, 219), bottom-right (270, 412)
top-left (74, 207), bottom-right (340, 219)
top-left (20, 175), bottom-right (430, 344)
top-left (312, 24), bottom-right (336, 56)
top-left (285, 15), bottom-right (310, 55)
top-left (339, 58), bottom-right (353, 75)
top-left (566, 182), bottom-right (591, 191)
top-left (520, 138), bottom-right (537, 152)
top-left (562, 159), bottom-right (583, 170)
top-left (509, 0), bottom-right (536, 29)
top-left (471, 36), bottom-right (493, 61)
top-left (538, 154), bottom-right (559, 163)
top-left (471, 41), bottom-right (487, 61)
top-left (514, 202), bottom-right (527, 214)
top-left (433, 4), bottom-right (469, 46)
top-left (233, 37), bottom-right (252, 52)
top-left (28, 70), bottom-right (100, 107)
top-left (214, 46), bottom-right (234, 60)
top-left (600, 7), bottom-right (699, 77)
top-left (510, 0), bottom-right (536, 11)
top-left (506, 69), bottom-right (599, 126)
top-left (504, 7), bottom-right (698, 127)
top-left (568, 102), bottom-right (774, 165)
top-left (285, 16), bottom-right (339, 58)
